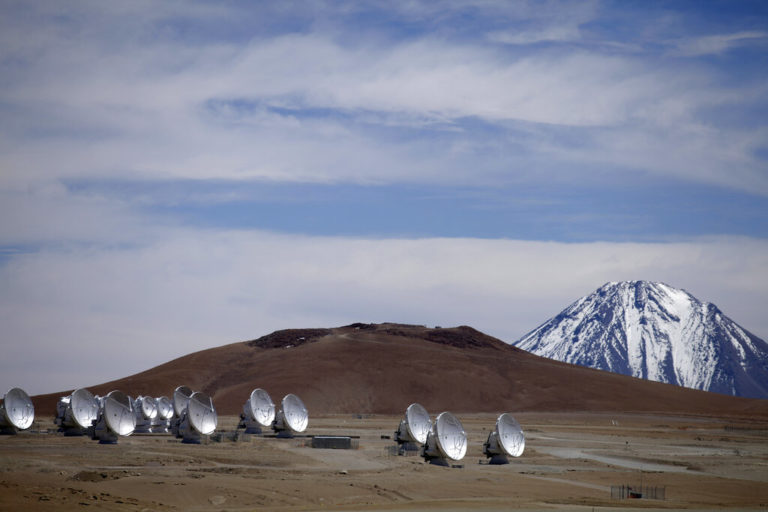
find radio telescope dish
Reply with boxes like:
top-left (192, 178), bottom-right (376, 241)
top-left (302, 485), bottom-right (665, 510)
top-left (171, 385), bottom-right (193, 437)
top-left (0, 388), bottom-right (35, 434)
top-left (104, 391), bottom-right (136, 436)
top-left (483, 413), bottom-right (525, 464)
top-left (240, 388), bottom-right (275, 434)
top-left (90, 390), bottom-right (135, 444)
top-left (395, 403), bottom-right (431, 448)
top-left (272, 393), bottom-right (308, 437)
top-left (156, 396), bottom-right (173, 420)
top-left (422, 412), bottom-right (467, 466)
top-left (55, 388), bottom-right (99, 435)
top-left (152, 396), bottom-right (173, 433)
top-left (137, 396), bottom-right (158, 420)
top-left (178, 391), bottom-right (217, 443)
top-left (173, 386), bottom-right (193, 416)
top-left (133, 396), bottom-right (158, 433)
top-left (71, 388), bottom-right (99, 429)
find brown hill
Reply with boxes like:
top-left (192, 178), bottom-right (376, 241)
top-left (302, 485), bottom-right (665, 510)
top-left (33, 323), bottom-right (768, 418)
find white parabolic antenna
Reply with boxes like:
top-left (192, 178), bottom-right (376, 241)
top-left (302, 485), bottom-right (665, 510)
top-left (497, 413), bottom-right (525, 457)
top-left (151, 395), bottom-right (174, 433)
top-left (173, 386), bottom-right (193, 417)
top-left (434, 412), bottom-right (467, 461)
top-left (103, 391), bottom-right (136, 436)
top-left (246, 388), bottom-right (275, 427)
top-left (69, 388), bottom-right (99, 429)
top-left (156, 396), bottom-right (173, 420)
top-left (187, 392), bottom-right (217, 435)
top-left (277, 393), bottom-right (308, 434)
top-left (396, 403), bottom-right (431, 445)
top-left (133, 395), bottom-right (158, 434)
top-left (404, 403), bottom-right (431, 444)
top-left (424, 412), bottom-right (467, 463)
top-left (136, 396), bottom-right (158, 420)
top-left (0, 387), bottom-right (35, 431)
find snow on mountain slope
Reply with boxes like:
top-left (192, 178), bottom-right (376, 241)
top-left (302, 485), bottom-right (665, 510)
top-left (514, 281), bottom-right (768, 398)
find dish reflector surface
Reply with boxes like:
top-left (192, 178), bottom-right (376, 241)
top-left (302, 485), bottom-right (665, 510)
top-left (497, 413), bottom-right (525, 457)
top-left (70, 388), bottom-right (99, 429)
top-left (281, 394), bottom-right (308, 433)
top-left (187, 392), bottom-right (217, 435)
top-left (247, 389), bottom-right (275, 427)
top-left (173, 386), bottom-right (193, 416)
top-left (137, 396), bottom-right (158, 420)
top-left (2, 388), bottom-right (34, 430)
top-left (404, 403), bottom-right (431, 444)
top-left (156, 396), bottom-right (173, 420)
top-left (103, 391), bottom-right (135, 436)
top-left (434, 412), bottom-right (467, 461)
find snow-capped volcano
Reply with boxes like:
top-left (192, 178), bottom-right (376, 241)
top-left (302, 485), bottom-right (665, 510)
top-left (514, 281), bottom-right (768, 398)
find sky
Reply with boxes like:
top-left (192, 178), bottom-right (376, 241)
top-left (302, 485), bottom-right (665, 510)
top-left (1, 0), bottom-right (767, 396)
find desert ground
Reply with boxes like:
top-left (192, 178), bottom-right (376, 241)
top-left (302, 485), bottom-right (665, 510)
top-left (1, 412), bottom-right (767, 511)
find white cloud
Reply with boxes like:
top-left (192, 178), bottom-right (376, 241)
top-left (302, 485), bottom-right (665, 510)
top-left (1, 4), bottom-right (766, 192)
top-left (0, 182), bottom-right (172, 246)
top-left (4, 33), bottom-right (648, 126)
top-left (670, 31), bottom-right (768, 57)
top-left (1, 229), bottom-right (766, 395)
top-left (484, 1), bottom-right (597, 47)
top-left (487, 24), bottom-right (581, 45)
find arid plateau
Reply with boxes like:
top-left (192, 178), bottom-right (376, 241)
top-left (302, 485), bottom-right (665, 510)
top-left (2, 413), bottom-right (768, 511)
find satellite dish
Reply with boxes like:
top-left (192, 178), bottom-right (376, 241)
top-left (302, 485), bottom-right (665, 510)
top-left (156, 396), bottom-right (173, 420)
top-left (483, 413), bottom-right (525, 464)
top-left (395, 403), bottom-right (431, 449)
top-left (422, 412), bottom-right (467, 466)
top-left (104, 391), bottom-right (136, 436)
top-left (152, 396), bottom-right (173, 433)
top-left (240, 388), bottom-right (275, 434)
top-left (0, 388), bottom-right (35, 434)
top-left (171, 385), bottom-right (193, 437)
top-left (137, 396), bottom-right (158, 419)
top-left (55, 388), bottom-right (99, 435)
top-left (178, 391), bottom-right (217, 443)
top-left (272, 393), bottom-right (308, 437)
top-left (90, 390), bottom-right (136, 444)
top-left (173, 386), bottom-right (193, 416)
top-left (133, 396), bottom-right (158, 433)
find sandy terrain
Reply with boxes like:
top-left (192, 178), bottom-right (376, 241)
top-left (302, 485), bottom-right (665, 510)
top-left (2, 412), bottom-right (767, 511)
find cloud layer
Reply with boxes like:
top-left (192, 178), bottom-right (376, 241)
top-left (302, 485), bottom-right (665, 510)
top-left (1, 1), bottom-right (766, 191)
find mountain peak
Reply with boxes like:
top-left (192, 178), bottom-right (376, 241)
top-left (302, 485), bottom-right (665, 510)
top-left (514, 281), bottom-right (768, 398)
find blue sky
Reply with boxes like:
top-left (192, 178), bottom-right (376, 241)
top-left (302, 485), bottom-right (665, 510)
top-left (65, 177), bottom-right (768, 241)
top-left (1, 1), bottom-right (767, 394)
